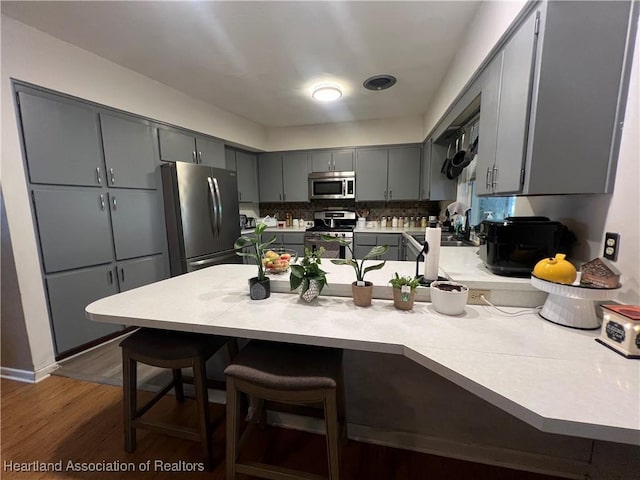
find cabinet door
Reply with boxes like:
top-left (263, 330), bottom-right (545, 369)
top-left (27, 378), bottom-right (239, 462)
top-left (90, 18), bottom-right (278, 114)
top-left (18, 92), bottom-right (103, 187)
top-left (428, 142), bottom-right (457, 201)
top-left (355, 149), bottom-right (388, 201)
top-left (109, 190), bottom-right (165, 261)
top-left (477, 56), bottom-right (502, 195)
top-left (46, 265), bottom-right (122, 355)
top-left (117, 255), bottom-right (168, 292)
top-left (100, 114), bottom-right (157, 190)
top-left (236, 151), bottom-right (259, 203)
top-left (33, 189), bottom-right (113, 273)
top-left (311, 151), bottom-right (332, 172)
top-left (258, 153), bottom-right (283, 202)
top-left (196, 136), bottom-right (226, 168)
top-left (420, 140), bottom-right (431, 200)
top-left (493, 13), bottom-right (537, 193)
top-left (225, 149), bottom-right (236, 170)
top-left (387, 147), bottom-right (421, 200)
top-left (332, 149), bottom-right (354, 171)
top-left (158, 129), bottom-right (196, 163)
top-left (282, 152), bottom-right (309, 202)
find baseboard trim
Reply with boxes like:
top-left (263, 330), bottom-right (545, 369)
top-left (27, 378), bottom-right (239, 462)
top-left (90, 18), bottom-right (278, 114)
top-left (2, 362), bottom-right (58, 383)
top-left (267, 412), bottom-right (591, 479)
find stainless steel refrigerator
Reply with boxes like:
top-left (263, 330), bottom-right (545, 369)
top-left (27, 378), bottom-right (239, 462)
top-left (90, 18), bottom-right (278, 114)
top-left (161, 162), bottom-right (241, 275)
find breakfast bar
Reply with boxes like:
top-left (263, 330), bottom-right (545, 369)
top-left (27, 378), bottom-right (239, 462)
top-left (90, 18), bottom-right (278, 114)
top-left (86, 261), bottom-right (640, 447)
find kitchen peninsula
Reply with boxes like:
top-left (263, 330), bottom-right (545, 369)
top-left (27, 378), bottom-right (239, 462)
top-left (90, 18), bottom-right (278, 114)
top-left (86, 261), bottom-right (640, 448)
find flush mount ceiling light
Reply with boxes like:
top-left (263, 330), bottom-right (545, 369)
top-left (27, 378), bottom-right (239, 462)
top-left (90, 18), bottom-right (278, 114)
top-left (363, 74), bottom-right (397, 91)
top-left (311, 83), bottom-right (342, 102)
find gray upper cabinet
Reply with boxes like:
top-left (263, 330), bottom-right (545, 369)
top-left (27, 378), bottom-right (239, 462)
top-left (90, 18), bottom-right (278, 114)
top-left (46, 265), bottom-right (123, 355)
top-left (258, 151), bottom-right (309, 202)
top-left (420, 139), bottom-right (456, 201)
top-left (158, 128), bottom-right (225, 167)
top-left (116, 255), bottom-right (168, 293)
top-left (282, 151), bottom-right (309, 202)
top-left (109, 190), bottom-right (165, 261)
top-left (258, 153), bottom-right (283, 202)
top-left (227, 149), bottom-right (259, 203)
top-left (18, 92), bottom-right (103, 187)
top-left (100, 114), bottom-right (158, 190)
top-left (355, 148), bottom-right (388, 201)
top-left (310, 149), bottom-right (354, 172)
top-left (387, 147), bottom-right (421, 200)
top-left (356, 146), bottom-right (421, 201)
top-left (476, 1), bottom-right (635, 195)
top-left (33, 189), bottom-right (113, 273)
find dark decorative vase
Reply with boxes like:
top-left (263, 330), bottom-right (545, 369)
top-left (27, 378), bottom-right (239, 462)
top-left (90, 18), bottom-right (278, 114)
top-left (249, 277), bottom-right (270, 300)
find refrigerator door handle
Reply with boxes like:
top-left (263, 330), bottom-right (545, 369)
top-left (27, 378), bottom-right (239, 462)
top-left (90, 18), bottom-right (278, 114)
top-left (212, 177), bottom-right (223, 234)
top-left (207, 176), bottom-right (218, 237)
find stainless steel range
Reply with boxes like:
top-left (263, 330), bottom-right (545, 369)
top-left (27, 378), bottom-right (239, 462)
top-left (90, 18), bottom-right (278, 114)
top-left (304, 210), bottom-right (356, 259)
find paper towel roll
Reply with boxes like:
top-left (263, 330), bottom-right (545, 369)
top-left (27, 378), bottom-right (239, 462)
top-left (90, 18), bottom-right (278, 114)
top-left (424, 226), bottom-right (441, 280)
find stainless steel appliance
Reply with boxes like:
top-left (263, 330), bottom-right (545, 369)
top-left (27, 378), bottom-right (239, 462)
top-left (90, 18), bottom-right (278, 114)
top-left (162, 162), bottom-right (241, 275)
top-left (304, 210), bottom-right (356, 259)
top-left (308, 171), bottom-right (355, 200)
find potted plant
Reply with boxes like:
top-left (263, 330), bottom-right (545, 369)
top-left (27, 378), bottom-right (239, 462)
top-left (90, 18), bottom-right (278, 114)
top-left (322, 235), bottom-right (389, 307)
top-left (234, 222), bottom-right (276, 300)
top-left (289, 247), bottom-right (328, 302)
top-left (388, 273), bottom-right (420, 310)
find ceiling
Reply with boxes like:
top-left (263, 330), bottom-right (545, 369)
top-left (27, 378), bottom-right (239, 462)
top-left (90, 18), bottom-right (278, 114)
top-left (2, 1), bottom-right (480, 128)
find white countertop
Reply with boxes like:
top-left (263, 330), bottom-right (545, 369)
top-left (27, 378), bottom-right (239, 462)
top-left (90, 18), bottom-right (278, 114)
top-left (86, 263), bottom-right (640, 445)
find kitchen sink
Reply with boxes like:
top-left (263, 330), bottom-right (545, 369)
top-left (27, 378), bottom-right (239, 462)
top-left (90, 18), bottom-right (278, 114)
top-left (440, 240), bottom-right (468, 247)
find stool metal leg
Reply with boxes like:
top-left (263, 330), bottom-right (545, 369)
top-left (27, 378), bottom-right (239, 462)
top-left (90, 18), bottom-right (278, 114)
top-left (324, 391), bottom-right (341, 480)
top-left (193, 357), bottom-right (213, 470)
top-left (122, 350), bottom-right (137, 453)
top-left (225, 378), bottom-right (240, 480)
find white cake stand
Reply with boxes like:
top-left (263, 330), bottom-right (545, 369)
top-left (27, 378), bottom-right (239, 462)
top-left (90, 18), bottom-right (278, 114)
top-left (530, 275), bottom-right (620, 330)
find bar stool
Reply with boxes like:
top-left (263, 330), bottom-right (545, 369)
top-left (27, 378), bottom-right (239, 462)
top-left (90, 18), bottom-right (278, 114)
top-left (224, 340), bottom-right (346, 480)
top-left (120, 328), bottom-right (237, 470)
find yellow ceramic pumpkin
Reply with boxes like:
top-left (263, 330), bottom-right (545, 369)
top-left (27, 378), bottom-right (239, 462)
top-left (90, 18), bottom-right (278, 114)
top-left (533, 253), bottom-right (577, 285)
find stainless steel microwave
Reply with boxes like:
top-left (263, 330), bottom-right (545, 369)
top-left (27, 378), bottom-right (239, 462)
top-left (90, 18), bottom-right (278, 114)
top-left (308, 171), bottom-right (356, 200)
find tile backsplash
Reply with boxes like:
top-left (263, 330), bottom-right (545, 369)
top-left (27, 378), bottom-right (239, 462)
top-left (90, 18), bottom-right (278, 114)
top-left (259, 200), bottom-right (448, 222)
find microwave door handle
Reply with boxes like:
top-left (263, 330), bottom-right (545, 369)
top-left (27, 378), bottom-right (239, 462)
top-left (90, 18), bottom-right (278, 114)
top-left (207, 177), bottom-right (218, 236)
top-left (342, 180), bottom-right (346, 196)
top-left (213, 177), bottom-right (223, 234)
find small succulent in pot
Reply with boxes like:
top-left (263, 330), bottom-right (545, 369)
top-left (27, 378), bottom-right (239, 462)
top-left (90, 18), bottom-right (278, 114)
top-left (234, 222), bottom-right (276, 299)
top-left (289, 247), bottom-right (328, 302)
top-left (389, 273), bottom-right (420, 310)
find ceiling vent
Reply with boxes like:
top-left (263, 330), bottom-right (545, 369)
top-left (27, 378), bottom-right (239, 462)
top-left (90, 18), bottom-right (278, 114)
top-left (363, 75), bottom-right (397, 91)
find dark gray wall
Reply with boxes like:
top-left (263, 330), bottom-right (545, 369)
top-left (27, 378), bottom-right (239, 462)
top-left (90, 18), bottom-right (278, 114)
top-left (1, 187), bottom-right (33, 371)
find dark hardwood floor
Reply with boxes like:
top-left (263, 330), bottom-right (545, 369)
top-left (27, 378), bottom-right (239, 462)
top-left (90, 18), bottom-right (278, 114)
top-left (1, 376), bottom-right (565, 479)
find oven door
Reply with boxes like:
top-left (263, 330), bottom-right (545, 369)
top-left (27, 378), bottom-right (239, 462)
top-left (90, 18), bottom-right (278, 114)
top-left (303, 233), bottom-right (352, 260)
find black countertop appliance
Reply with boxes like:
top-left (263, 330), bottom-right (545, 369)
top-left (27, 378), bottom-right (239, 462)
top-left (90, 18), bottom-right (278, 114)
top-left (478, 217), bottom-right (575, 277)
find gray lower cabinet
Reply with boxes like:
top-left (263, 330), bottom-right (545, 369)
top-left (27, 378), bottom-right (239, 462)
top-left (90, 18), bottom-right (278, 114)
top-left (226, 149), bottom-right (259, 203)
top-left (18, 92), bottom-right (103, 187)
top-left (354, 233), bottom-right (402, 261)
top-left (355, 149), bottom-right (388, 201)
top-left (46, 265), bottom-right (122, 356)
top-left (258, 153), bottom-right (283, 202)
top-left (108, 190), bottom-right (165, 261)
top-left (262, 232), bottom-right (304, 256)
top-left (282, 152), bottom-right (309, 202)
top-left (158, 128), bottom-right (225, 167)
top-left (387, 147), bottom-right (421, 200)
top-left (100, 114), bottom-right (158, 190)
top-left (310, 149), bottom-right (354, 172)
top-left (116, 255), bottom-right (168, 292)
top-left (33, 189), bottom-right (114, 273)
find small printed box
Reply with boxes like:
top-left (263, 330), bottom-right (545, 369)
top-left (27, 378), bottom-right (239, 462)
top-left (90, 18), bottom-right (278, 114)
top-left (597, 305), bottom-right (640, 359)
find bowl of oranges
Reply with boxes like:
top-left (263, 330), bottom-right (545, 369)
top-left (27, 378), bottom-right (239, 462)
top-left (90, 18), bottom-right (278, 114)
top-left (262, 249), bottom-right (296, 274)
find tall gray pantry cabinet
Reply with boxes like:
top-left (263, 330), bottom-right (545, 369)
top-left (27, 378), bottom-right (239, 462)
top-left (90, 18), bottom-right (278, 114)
top-left (16, 87), bottom-right (169, 358)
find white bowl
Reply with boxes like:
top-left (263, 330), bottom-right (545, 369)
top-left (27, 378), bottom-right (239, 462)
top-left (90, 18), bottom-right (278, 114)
top-left (430, 281), bottom-right (469, 315)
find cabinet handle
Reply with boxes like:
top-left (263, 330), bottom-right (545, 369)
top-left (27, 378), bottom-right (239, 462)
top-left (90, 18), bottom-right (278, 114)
top-left (485, 168), bottom-right (492, 189)
top-left (198, 151), bottom-right (203, 164)
top-left (99, 194), bottom-right (105, 211)
top-left (384, 190), bottom-right (387, 200)
top-left (96, 167), bottom-right (102, 185)
top-left (239, 191), bottom-right (242, 201)
top-left (389, 190), bottom-right (392, 200)
top-left (108, 270), bottom-right (113, 284)
top-left (492, 167), bottom-right (498, 189)
top-left (328, 160), bottom-right (331, 171)
top-left (332, 159), bottom-right (336, 171)
top-left (120, 267), bottom-right (125, 283)
top-left (279, 193), bottom-right (282, 201)
top-left (109, 168), bottom-right (115, 184)
top-left (283, 192), bottom-right (287, 201)
top-left (112, 196), bottom-right (117, 210)
top-left (192, 150), bottom-right (197, 163)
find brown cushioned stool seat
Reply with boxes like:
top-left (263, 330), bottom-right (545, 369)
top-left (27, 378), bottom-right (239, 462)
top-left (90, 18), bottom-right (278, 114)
top-left (120, 328), bottom-right (236, 470)
top-left (224, 341), bottom-right (346, 480)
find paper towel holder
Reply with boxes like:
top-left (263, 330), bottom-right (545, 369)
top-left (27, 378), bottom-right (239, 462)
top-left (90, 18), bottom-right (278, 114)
top-left (414, 241), bottom-right (446, 286)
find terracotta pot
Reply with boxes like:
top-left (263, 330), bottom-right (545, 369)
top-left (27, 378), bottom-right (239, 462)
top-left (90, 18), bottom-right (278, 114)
top-left (249, 277), bottom-right (270, 300)
top-left (392, 288), bottom-right (416, 311)
top-left (351, 281), bottom-right (373, 307)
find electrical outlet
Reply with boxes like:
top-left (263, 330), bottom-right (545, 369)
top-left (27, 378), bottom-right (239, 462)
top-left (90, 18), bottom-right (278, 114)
top-left (603, 232), bottom-right (620, 261)
top-left (468, 289), bottom-right (491, 305)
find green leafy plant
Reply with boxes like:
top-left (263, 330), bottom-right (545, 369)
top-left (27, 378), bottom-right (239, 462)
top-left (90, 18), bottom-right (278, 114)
top-left (234, 222), bottom-right (276, 281)
top-left (321, 235), bottom-right (389, 283)
top-left (388, 273), bottom-right (420, 291)
top-left (290, 247), bottom-right (328, 295)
